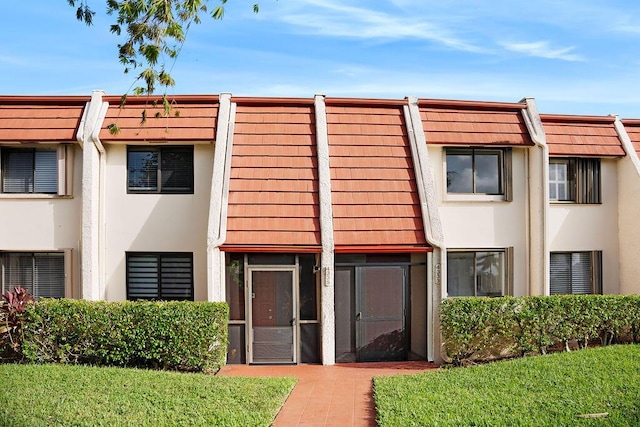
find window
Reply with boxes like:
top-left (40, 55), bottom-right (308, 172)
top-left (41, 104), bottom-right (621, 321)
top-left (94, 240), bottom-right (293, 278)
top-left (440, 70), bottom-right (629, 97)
top-left (126, 252), bottom-right (194, 300)
top-left (127, 146), bottom-right (194, 193)
top-left (447, 249), bottom-right (512, 297)
top-left (0, 145), bottom-right (74, 195)
top-left (550, 251), bottom-right (602, 295)
top-left (549, 158), bottom-right (600, 204)
top-left (1, 252), bottom-right (65, 298)
top-left (446, 148), bottom-right (511, 199)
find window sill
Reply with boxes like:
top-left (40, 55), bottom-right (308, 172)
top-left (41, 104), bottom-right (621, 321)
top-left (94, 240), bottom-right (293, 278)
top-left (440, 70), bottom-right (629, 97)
top-left (444, 194), bottom-right (507, 203)
top-left (0, 194), bottom-right (73, 200)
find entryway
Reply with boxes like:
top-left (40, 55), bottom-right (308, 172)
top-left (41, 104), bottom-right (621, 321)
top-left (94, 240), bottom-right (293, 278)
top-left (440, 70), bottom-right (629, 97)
top-left (248, 268), bottom-right (296, 364)
top-left (335, 254), bottom-right (410, 363)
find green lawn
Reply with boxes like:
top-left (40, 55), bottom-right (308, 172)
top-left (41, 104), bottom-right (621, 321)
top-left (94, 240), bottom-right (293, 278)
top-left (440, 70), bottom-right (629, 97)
top-left (0, 364), bottom-right (295, 427)
top-left (375, 345), bottom-right (640, 427)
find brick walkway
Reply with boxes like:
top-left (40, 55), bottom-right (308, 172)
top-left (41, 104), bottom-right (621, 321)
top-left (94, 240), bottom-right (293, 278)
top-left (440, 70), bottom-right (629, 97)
top-left (218, 361), bottom-right (438, 426)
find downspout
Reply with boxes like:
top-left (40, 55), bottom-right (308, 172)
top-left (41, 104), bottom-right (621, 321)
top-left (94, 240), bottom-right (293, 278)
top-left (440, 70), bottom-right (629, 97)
top-left (206, 93), bottom-right (235, 302)
top-left (520, 98), bottom-right (549, 295)
top-left (78, 90), bottom-right (109, 300)
top-left (314, 95), bottom-right (336, 365)
top-left (404, 96), bottom-right (445, 362)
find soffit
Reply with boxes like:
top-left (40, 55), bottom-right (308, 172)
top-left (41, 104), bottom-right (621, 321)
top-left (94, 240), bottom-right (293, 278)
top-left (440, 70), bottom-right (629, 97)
top-left (418, 99), bottom-right (533, 146)
top-left (100, 95), bottom-right (219, 142)
top-left (326, 103), bottom-right (428, 249)
top-left (0, 96), bottom-right (88, 142)
top-left (541, 115), bottom-right (625, 157)
top-left (225, 103), bottom-right (321, 248)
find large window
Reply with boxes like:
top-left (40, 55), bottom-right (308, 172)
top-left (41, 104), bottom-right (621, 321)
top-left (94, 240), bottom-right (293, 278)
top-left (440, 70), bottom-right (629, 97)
top-left (446, 148), bottom-right (511, 199)
top-left (447, 250), bottom-right (511, 297)
top-left (1, 252), bottom-right (65, 298)
top-left (550, 251), bottom-right (602, 295)
top-left (2, 147), bottom-right (57, 194)
top-left (126, 252), bottom-right (194, 300)
top-left (127, 146), bottom-right (194, 193)
top-left (549, 158), bottom-right (600, 204)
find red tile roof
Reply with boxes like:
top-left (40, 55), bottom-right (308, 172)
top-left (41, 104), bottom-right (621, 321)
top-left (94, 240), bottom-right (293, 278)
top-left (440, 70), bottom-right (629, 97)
top-left (326, 101), bottom-right (428, 250)
top-left (100, 95), bottom-right (218, 142)
top-left (419, 99), bottom-right (533, 146)
top-left (0, 96), bottom-right (88, 142)
top-left (621, 119), bottom-right (640, 157)
top-left (224, 100), bottom-right (321, 249)
top-left (541, 114), bottom-right (624, 157)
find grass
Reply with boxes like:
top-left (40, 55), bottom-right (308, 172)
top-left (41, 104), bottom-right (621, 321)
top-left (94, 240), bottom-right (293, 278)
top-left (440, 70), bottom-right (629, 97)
top-left (0, 364), bottom-right (296, 427)
top-left (374, 345), bottom-right (640, 427)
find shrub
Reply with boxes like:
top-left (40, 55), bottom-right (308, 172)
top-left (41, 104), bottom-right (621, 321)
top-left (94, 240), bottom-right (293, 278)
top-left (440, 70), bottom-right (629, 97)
top-left (440, 294), bottom-right (640, 366)
top-left (22, 299), bottom-right (228, 373)
top-left (0, 287), bottom-right (34, 361)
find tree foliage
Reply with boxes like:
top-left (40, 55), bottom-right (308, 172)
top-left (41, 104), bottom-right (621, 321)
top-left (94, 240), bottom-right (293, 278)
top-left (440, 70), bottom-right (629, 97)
top-left (67, 1), bottom-right (259, 96)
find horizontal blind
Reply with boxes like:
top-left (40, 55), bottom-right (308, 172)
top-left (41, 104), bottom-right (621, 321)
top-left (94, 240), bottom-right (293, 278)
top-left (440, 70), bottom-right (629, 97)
top-left (570, 252), bottom-right (593, 294)
top-left (550, 253), bottom-right (571, 295)
top-left (127, 253), bottom-right (193, 301)
top-left (160, 147), bottom-right (194, 192)
top-left (127, 254), bottom-right (160, 299)
top-left (34, 149), bottom-right (58, 193)
top-left (2, 253), bottom-right (64, 298)
top-left (160, 255), bottom-right (193, 300)
top-left (33, 253), bottom-right (65, 298)
top-left (3, 149), bottom-right (34, 193)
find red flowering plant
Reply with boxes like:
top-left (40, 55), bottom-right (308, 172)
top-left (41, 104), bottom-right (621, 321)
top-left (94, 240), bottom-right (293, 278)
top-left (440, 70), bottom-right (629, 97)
top-left (1, 287), bottom-right (34, 360)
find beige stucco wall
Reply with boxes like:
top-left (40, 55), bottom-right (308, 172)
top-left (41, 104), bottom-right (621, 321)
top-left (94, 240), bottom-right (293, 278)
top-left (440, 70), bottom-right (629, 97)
top-left (0, 145), bottom-right (83, 297)
top-left (548, 158), bottom-right (620, 294)
top-left (617, 156), bottom-right (640, 294)
top-left (102, 143), bottom-right (214, 301)
top-left (429, 146), bottom-right (529, 296)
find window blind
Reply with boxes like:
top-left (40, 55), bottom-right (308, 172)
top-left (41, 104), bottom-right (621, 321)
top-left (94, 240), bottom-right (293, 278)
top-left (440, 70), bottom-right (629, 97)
top-left (2, 253), bottom-right (65, 298)
top-left (127, 253), bottom-right (193, 300)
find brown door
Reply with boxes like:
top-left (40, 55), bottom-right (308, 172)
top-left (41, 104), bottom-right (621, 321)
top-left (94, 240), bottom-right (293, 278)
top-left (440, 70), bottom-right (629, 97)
top-left (249, 269), bottom-right (296, 364)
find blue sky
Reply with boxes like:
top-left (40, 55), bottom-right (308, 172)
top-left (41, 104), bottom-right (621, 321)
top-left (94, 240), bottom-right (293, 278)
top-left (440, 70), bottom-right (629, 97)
top-left (3, 0), bottom-right (640, 117)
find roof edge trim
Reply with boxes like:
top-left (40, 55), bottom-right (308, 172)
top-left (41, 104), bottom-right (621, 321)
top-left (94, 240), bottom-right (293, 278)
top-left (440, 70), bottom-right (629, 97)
top-left (220, 245), bottom-right (322, 253)
top-left (335, 245), bottom-right (433, 253)
top-left (540, 114), bottom-right (616, 124)
top-left (418, 98), bottom-right (527, 111)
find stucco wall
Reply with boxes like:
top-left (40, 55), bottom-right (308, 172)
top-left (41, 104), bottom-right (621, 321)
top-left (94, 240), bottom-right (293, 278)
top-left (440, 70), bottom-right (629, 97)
top-left (103, 143), bottom-right (214, 301)
top-left (0, 145), bottom-right (83, 297)
top-left (548, 158), bottom-right (620, 294)
top-left (617, 156), bottom-right (640, 294)
top-left (429, 146), bottom-right (529, 296)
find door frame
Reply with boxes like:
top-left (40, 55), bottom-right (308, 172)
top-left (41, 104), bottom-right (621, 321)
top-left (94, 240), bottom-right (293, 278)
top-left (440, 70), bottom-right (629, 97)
top-left (246, 265), bottom-right (299, 364)
top-left (355, 265), bottom-right (408, 362)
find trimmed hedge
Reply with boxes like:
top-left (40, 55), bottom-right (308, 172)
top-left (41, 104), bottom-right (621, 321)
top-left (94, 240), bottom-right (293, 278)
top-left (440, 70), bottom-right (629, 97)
top-left (440, 295), bottom-right (640, 365)
top-left (22, 299), bottom-right (228, 373)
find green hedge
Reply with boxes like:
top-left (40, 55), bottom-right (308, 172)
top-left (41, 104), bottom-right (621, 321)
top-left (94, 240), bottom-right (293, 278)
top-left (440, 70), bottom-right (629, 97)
top-left (440, 295), bottom-right (640, 365)
top-left (22, 299), bottom-right (229, 373)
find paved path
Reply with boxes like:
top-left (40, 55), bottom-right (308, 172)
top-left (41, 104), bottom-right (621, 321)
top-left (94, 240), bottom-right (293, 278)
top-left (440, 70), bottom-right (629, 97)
top-left (218, 361), bottom-right (438, 426)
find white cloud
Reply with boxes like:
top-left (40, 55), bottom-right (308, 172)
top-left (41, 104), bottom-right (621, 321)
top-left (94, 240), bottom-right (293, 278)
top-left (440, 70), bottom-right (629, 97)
top-left (271, 0), bottom-right (488, 53)
top-left (500, 41), bottom-right (584, 61)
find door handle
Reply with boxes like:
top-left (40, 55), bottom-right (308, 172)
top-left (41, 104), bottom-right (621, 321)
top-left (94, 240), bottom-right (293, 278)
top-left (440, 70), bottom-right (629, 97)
top-left (356, 312), bottom-right (362, 321)
top-left (290, 318), bottom-right (296, 326)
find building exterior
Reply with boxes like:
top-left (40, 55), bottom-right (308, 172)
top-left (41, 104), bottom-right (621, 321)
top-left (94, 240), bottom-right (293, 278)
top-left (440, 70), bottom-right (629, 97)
top-left (1, 91), bottom-right (639, 364)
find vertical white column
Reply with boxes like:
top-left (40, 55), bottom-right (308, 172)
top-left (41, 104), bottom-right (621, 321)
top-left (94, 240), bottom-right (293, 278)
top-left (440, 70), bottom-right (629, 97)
top-left (206, 93), bottom-right (233, 302)
top-left (80, 90), bottom-right (107, 300)
top-left (521, 98), bottom-right (549, 296)
top-left (314, 95), bottom-right (336, 365)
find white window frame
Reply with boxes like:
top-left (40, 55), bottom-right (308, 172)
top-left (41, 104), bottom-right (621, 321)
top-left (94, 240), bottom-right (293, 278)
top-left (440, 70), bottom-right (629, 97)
top-left (444, 147), bottom-right (512, 202)
top-left (0, 144), bottom-right (74, 198)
